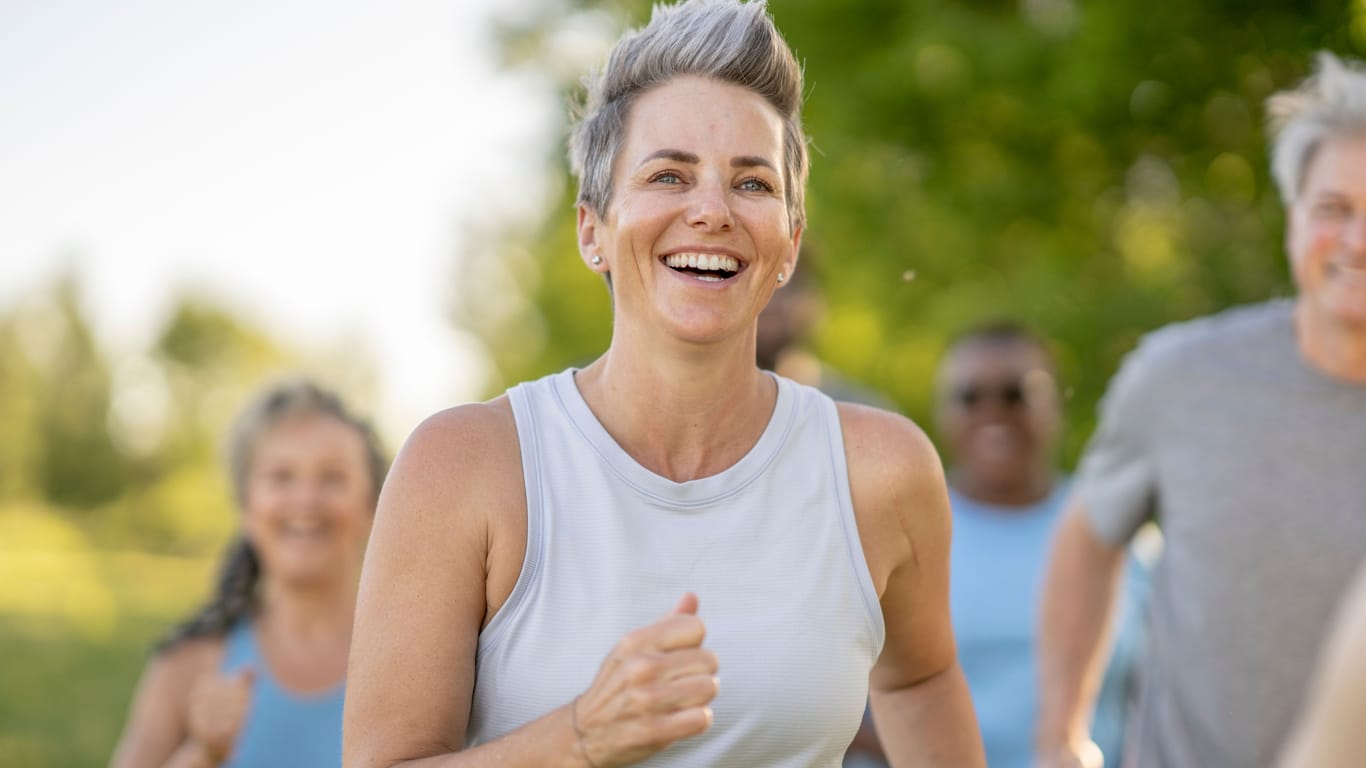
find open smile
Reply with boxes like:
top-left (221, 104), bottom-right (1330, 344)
top-left (661, 252), bottom-right (744, 282)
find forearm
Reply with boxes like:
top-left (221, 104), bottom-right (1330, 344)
top-left (350, 702), bottom-right (588, 768)
top-left (870, 661), bottom-right (984, 767)
top-left (1036, 509), bottom-right (1125, 752)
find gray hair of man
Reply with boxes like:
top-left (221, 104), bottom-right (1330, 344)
top-left (569, 0), bottom-right (808, 235)
top-left (1268, 51), bottom-right (1366, 205)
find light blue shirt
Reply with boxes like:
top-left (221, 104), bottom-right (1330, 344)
top-left (949, 482), bottom-right (1147, 768)
top-left (219, 620), bottom-right (345, 768)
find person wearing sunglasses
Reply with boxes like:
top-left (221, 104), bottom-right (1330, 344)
top-left (934, 323), bottom-right (1153, 768)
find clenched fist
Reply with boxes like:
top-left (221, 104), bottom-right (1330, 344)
top-left (572, 593), bottom-right (720, 767)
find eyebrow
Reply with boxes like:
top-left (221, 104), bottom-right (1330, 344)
top-left (638, 149), bottom-right (699, 167)
top-left (731, 155), bottom-right (777, 172)
top-left (636, 149), bottom-right (778, 173)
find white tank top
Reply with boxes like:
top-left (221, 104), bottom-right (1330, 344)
top-left (466, 369), bottom-right (885, 766)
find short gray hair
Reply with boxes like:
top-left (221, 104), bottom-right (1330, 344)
top-left (569, 0), bottom-right (808, 234)
top-left (1268, 51), bottom-right (1366, 205)
top-left (226, 378), bottom-right (388, 508)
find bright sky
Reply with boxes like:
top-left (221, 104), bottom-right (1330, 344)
top-left (0, 0), bottom-right (565, 443)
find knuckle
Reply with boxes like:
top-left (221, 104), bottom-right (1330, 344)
top-left (625, 686), bottom-right (654, 712)
top-left (701, 649), bottom-right (719, 673)
top-left (624, 655), bottom-right (660, 685)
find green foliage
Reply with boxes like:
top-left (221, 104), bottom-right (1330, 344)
top-left (28, 276), bottom-right (131, 509)
top-left (0, 274), bottom-right (290, 523)
top-left (463, 0), bottom-right (1358, 463)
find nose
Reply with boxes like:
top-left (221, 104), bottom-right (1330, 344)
top-left (686, 179), bottom-right (733, 232)
top-left (1346, 212), bottom-right (1366, 255)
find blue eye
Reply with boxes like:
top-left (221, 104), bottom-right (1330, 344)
top-left (650, 171), bottom-right (683, 184)
top-left (738, 177), bottom-right (775, 193)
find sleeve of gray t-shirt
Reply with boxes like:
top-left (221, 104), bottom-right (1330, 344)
top-left (1074, 337), bottom-right (1164, 546)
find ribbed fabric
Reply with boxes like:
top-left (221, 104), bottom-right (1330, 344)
top-left (467, 369), bottom-right (885, 767)
top-left (218, 621), bottom-right (345, 768)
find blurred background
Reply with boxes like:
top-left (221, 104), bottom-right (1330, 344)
top-left (1, 0), bottom-right (1361, 764)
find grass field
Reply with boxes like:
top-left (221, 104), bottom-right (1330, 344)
top-left (0, 506), bottom-right (216, 768)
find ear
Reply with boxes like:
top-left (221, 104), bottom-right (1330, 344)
top-left (1284, 207), bottom-right (1297, 261)
top-left (577, 205), bottom-right (609, 273)
top-left (780, 225), bottom-right (804, 284)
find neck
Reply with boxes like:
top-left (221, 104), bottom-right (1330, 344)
top-left (577, 327), bottom-right (776, 482)
top-left (948, 467), bottom-right (1057, 509)
top-left (257, 573), bottom-right (358, 641)
top-left (1295, 301), bottom-right (1366, 383)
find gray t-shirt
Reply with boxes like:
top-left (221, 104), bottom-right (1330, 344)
top-left (1075, 300), bottom-right (1366, 768)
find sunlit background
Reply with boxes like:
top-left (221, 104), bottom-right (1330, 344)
top-left (2, 0), bottom-right (1362, 764)
top-left (1, 0), bottom-right (561, 440)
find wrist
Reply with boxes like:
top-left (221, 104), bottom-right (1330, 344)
top-left (567, 696), bottom-right (601, 768)
top-left (1035, 735), bottom-right (1102, 768)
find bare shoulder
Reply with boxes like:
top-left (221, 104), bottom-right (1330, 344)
top-left (148, 634), bottom-right (224, 697)
top-left (836, 402), bottom-right (950, 596)
top-left (379, 396), bottom-right (526, 616)
top-left (391, 398), bottom-right (520, 486)
top-left (345, 397), bottom-right (528, 761)
top-left (383, 398), bottom-right (522, 524)
top-left (836, 402), bottom-right (943, 489)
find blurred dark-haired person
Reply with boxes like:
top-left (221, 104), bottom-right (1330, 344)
top-left (1036, 52), bottom-right (1366, 768)
top-left (110, 380), bottom-right (386, 768)
top-left (756, 256), bottom-right (897, 412)
top-left (936, 324), bottom-right (1153, 768)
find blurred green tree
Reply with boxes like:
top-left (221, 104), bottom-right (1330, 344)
top-left (457, 0), bottom-right (1360, 462)
top-left (18, 274), bottom-right (133, 509)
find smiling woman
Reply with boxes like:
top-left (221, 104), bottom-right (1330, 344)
top-left (109, 380), bottom-right (387, 768)
top-left (342, 2), bottom-right (985, 766)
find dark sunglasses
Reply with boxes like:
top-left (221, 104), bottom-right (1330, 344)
top-left (952, 380), bottom-right (1027, 409)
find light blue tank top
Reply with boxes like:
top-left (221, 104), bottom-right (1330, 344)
top-left (467, 369), bottom-right (884, 766)
top-left (218, 620), bottom-right (345, 768)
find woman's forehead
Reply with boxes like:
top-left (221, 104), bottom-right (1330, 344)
top-left (620, 77), bottom-right (785, 164)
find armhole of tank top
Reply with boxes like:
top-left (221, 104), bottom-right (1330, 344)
top-left (475, 382), bottom-right (545, 662)
top-left (219, 620), bottom-right (252, 673)
top-left (822, 396), bottom-right (887, 657)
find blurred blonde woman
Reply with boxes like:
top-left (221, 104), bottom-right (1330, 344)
top-left (111, 380), bottom-right (386, 768)
top-left (344, 1), bottom-right (984, 766)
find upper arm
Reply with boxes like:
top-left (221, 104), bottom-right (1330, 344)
top-left (109, 641), bottom-right (216, 768)
top-left (343, 400), bottom-right (525, 767)
top-left (839, 403), bottom-right (956, 692)
top-left (1074, 342), bottom-right (1166, 546)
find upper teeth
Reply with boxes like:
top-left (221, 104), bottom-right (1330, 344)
top-left (665, 253), bottom-right (740, 272)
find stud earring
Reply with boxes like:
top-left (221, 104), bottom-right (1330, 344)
top-left (591, 254), bottom-right (603, 266)
top-left (777, 272), bottom-right (786, 284)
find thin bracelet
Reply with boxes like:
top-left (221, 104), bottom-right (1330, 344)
top-left (570, 695), bottom-right (601, 768)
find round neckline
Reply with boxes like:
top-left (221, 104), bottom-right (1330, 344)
top-left (550, 368), bottom-right (797, 508)
top-left (232, 621), bottom-right (347, 702)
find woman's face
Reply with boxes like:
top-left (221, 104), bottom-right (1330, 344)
top-left (242, 414), bottom-right (374, 589)
top-left (578, 75), bottom-right (802, 345)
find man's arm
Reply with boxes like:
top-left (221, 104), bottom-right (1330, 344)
top-left (1035, 504), bottom-right (1126, 768)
